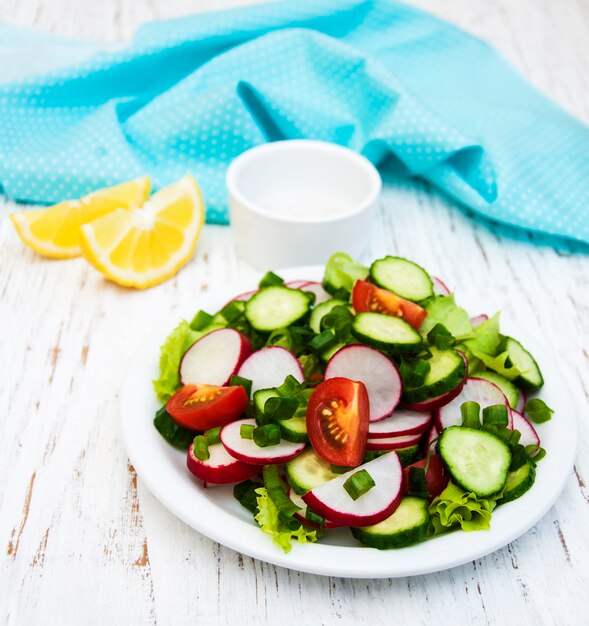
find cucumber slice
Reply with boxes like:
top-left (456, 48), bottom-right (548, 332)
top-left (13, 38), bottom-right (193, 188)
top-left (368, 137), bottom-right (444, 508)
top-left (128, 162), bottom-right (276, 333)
top-left (309, 299), bottom-right (348, 334)
top-left (351, 497), bottom-right (430, 549)
top-left (438, 426), bottom-right (511, 497)
top-left (285, 448), bottom-right (339, 495)
top-left (370, 256), bottom-right (434, 302)
top-left (501, 460), bottom-right (536, 503)
top-left (245, 286), bottom-right (310, 332)
top-left (505, 338), bottom-right (544, 390)
top-left (352, 312), bottom-right (423, 353)
top-left (278, 416), bottom-right (308, 443)
top-left (476, 371), bottom-right (521, 408)
top-left (253, 388), bottom-right (278, 420)
top-left (403, 347), bottom-right (467, 403)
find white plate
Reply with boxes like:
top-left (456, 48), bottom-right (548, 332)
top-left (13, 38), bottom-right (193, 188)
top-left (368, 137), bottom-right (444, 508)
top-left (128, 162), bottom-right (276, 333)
top-left (120, 266), bottom-right (577, 578)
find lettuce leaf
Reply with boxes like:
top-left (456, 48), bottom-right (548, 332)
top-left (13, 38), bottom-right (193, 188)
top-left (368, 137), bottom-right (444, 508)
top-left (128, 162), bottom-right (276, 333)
top-left (420, 295), bottom-right (474, 340)
top-left (323, 252), bottom-right (368, 293)
top-left (254, 488), bottom-right (318, 553)
top-left (152, 320), bottom-right (200, 403)
top-left (428, 482), bottom-right (501, 535)
top-left (459, 313), bottom-right (520, 381)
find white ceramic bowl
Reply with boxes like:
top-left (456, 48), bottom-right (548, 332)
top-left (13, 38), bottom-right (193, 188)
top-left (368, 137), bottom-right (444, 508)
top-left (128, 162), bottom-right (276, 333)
top-left (226, 140), bottom-right (382, 269)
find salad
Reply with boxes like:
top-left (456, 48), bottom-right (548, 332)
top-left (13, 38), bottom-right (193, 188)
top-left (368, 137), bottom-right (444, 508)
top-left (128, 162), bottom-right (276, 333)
top-left (152, 253), bottom-right (554, 553)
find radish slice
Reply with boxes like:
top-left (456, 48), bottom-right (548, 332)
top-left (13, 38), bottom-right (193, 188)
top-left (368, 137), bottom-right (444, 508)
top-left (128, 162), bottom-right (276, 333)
top-left (470, 314), bottom-right (489, 327)
top-left (325, 345), bottom-right (402, 421)
top-left (368, 410), bottom-right (432, 438)
top-left (228, 289), bottom-right (257, 304)
top-left (516, 389), bottom-right (526, 413)
top-left (510, 409), bottom-right (540, 448)
top-left (237, 346), bottom-right (304, 394)
top-left (220, 418), bottom-right (305, 465)
top-left (186, 442), bottom-right (259, 484)
top-left (403, 380), bottom-right (466, 412)
top-left (180, 328), bottom-right (252, 386)
top-left (302, 452), bottom-right (404, 527)
top-left (298, 281), bottom-right (331, 305)
top-left (426, 424), bottom-right (439, 454)
top-left (366, 432), bottom-right (422, 450)
top-left (285, 280), bottom-right (310, 289)
top-left (289, 488), bottom-right (341, 529)
top-left (435, 377), bottom-right (510, 431)
top-left (432, 276), bottom-right (451, 296)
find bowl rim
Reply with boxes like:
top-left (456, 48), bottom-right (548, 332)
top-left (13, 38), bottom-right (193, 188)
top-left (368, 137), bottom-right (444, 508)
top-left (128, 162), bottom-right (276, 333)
top-left (225, 139), bottom-right (382, 225)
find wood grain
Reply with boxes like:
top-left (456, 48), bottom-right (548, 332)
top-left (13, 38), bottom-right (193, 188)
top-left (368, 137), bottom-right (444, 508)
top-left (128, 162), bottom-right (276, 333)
top-left (1, 1), bottom-right (588, 624)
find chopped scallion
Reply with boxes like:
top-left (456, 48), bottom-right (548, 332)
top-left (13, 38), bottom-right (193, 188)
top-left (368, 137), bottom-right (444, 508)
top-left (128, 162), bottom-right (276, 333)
top-left (343, 469), bottom-right (376, 501)
top-left (482, 404), bottom-right (509, 427)
top-left (263, 396), bottom-right (299, 421)
top-left (205, 426), bottom-right (221, 445)
top-left (305, 507), bottom-right (325, 526)
top-left (189, 310), bottom-right (214, 331)
top-left (258, 271), bottom-right (284, 288)
top-left (192, 435), bottom-right (210, 461)
top-left (460, 401), bottom-right (481, 428)
top-left (253, 424), bottom-right (282, 447)
top-left (427, 323), bottom-right (456, 350)
top-left (240, 424), bottom-right (255, 440)
top-left (230, 374), bottom-right (253, 398)
top-left (309, 330), bottom-right (337, 352)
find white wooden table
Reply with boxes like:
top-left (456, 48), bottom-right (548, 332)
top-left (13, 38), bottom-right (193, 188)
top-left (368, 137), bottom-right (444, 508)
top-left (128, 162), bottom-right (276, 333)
top-left (1, 1), bottom-right (588, 624)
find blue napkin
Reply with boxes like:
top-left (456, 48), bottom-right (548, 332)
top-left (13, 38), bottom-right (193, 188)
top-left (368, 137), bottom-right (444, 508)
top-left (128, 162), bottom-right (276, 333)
top-left (1, 0), bottom-right (588, 246)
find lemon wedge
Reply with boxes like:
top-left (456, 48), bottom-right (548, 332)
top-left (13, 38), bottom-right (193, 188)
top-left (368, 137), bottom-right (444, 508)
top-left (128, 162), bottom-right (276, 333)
top-left (79, 175), bottom-right (205, 289)
top-left (9, 176), bottom-right (151, 259)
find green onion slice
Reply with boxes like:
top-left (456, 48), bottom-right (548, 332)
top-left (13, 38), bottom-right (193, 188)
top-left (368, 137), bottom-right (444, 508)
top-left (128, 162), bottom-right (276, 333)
top-left (240, 424), bottom-right (255, 440)
top-left (258, 271), bottom-right (284, 288)
top-left (343, 469), bottom-right (376, 501)
top-left (253, 424), bottom-right (282, 447)
top-left (192, 435), bottom-right (210, 461)
top-left (460, 401), bottom-right (481, 428)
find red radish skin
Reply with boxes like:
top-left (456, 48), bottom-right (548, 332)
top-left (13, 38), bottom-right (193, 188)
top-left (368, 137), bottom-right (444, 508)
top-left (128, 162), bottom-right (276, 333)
top-left (288, 488), bottom-right (341, 529)
top-left (403, 351), bottom-right (468, 412)
top-left (302, 452), bottom-right (404, 527)
top-left (237, 346), bottom-right (304, 394)
top-left (220, 419), bottom-right (305, 465)
top-left (402, 379), bottom-right (466, 412)
top-left (285, 280), bottom-right (311, 289)
top-left (432, 277), bottom-right (451, 296)
top-left (435, 377), bottom-right (510, 431)
top-left (325, 344), bottom-right (402, 422)
top-left (516, 390), bottom-right (527, 413)
top-left (510, 409), bottom-right (540, 448)
top-left (470, 314), bottom-right (489, 327)
top-left (366, 432), bottom-right (422, 451)
top-left (426, 424), bottom-right (439, 455)
top-left (180, 328), bottom-right (252, 386)
top-left (227, 289), bottom-right (257, 304)
top-left (186, 442), bottom-right (259, 484)
top-left (368, 410), bottom-right (432, 438)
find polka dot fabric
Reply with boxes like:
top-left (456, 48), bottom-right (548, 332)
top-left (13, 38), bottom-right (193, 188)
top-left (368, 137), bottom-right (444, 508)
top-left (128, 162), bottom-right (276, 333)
top-left (0, 0), bottom-right (588, 243)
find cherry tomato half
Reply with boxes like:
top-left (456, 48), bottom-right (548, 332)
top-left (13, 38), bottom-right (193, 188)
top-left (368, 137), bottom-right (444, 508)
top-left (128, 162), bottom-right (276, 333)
top-left (306, 377), bottom-right (369, 467)
top-left (352, 280), bottom-right (427, 329)
top-left (403, 454), bottom-right (449, 501)
top-left (166, 384), bottom-right (248, 431)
